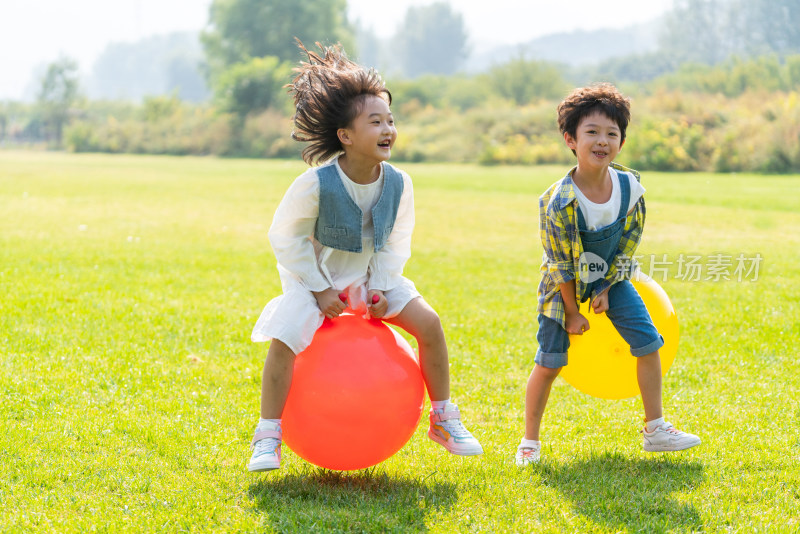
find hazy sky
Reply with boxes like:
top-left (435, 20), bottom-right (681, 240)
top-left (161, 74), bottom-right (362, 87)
top-left (1, 0), bottom-right (673, 100)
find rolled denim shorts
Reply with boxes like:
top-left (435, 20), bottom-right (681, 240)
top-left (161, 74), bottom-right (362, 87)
top-left (535, 280), bottom-right (665, 369)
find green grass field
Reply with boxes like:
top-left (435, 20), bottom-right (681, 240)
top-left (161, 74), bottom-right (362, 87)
top-left (2, 151), bottom-right (799, 532)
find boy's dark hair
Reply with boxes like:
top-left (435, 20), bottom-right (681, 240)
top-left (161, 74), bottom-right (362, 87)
top-left (287, 40), bottom-right (392, 165)
top-left (557, 83), bottom-right (631, 154)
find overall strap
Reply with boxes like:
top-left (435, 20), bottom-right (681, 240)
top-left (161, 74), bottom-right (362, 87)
top-left (616, 169), bottom-right (631, 220)
top-left (576, 199), bottom-right (588, 231)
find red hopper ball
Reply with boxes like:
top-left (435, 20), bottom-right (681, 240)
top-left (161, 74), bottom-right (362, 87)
top-left (281, 314), bottom-right (424, 470)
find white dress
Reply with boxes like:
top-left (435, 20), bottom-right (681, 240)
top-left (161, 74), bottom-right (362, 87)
top-left (251, 157), bottom-right (420, 354)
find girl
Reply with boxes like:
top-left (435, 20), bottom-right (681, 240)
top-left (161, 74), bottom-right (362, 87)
top-left (248, 42), bottom-right (483, 472)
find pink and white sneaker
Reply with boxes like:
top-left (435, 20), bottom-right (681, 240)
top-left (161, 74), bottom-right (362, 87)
top-left (248, 422), bottom-right (282, 472)
top-left (428, 403), bottom-right (483, 456)
top-left (515, 444), bottom-right (541, 466)
top-left (642, 422), bottom-right (701, 452)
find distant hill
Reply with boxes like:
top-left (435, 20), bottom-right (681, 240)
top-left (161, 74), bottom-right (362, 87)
top-left (467, 19), bottom-right (661, 72)
top-left (86, 32), bottom-right (210, 102)
top-left (79, 20), bottom-right (662, 102)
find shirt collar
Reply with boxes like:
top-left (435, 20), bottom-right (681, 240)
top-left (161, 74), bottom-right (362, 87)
top-left (555, 166), bottom-right (578, 210)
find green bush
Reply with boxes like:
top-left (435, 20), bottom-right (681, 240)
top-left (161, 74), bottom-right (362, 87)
top-left (29, 55), bottom-right (800, 173)
top-left (625, 117), bottom-right (715, 172)
top-left (654, 55), bottom-right (800, 96)
top-left (487, 56), bottom-right (568, 105)
top-left (710, 92), bottom-right (800, 173)
top-left (235, 109), bottom-right (301, 159)
top-left (64, 105), bottom-right (234, 156)
top-left (214, 56), bottom-right (292, 116)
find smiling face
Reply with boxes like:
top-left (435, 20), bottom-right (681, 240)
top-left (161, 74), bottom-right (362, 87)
top-left (564, 111), bottom-right (625, 171)
top-left (337, 94), bottom-right (397, 165)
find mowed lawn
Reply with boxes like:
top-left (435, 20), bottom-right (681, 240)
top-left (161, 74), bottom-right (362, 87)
top-left (1, 150), bottom-right (798, 533)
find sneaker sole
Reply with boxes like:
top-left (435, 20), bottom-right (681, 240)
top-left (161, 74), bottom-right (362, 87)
top-left (427, 430), bottom-right (484, 456)
top-left (248, 461), bottom-right (281, 472)
top-left (644, 440), bottom-right (701, 452)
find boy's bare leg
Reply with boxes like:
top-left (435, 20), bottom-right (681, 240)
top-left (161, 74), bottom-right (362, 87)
top-left (260, 339), bottom-right (296, 419)
top-left (525, 365), bottom-right (562, 440)
top-left (637, 350), bottom-right (663, 422)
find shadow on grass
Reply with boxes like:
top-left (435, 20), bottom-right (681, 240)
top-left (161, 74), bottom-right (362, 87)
top-left (248, 467), bottom-right (457, 533)
top-left (539, 452), bottom-right (705, 532)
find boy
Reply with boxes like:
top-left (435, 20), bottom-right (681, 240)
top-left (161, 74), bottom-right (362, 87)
top-left (516, 84), bottom-right (700, 466)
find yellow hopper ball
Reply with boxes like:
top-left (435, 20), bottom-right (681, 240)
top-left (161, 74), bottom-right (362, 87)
top-left (559, 273), bottom-right (679, 400)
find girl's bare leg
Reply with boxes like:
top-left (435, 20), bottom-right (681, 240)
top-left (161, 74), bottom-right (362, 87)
top-left (386, 297), bottom-right (450, 401)
top-left (259, 339), bottom-right (296, 419)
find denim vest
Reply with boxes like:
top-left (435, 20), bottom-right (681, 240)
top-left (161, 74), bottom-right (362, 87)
top-left (314, 162), bottom-right (404, 253)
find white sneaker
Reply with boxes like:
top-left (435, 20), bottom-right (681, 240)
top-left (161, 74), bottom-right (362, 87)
top-left (515, 444), bottom-right (541, 466)
top-left (248, 422), bottom-right (282, 472)
top-left (642, 422), bottom-right (701, 452)
top-left (428, 403), bottom-right (483, 456)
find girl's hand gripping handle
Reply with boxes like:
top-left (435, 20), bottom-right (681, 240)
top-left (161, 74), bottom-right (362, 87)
top-left (367, 291), bottom-right (387, 319)
top-left (312, 288), bottom-right (347, 319)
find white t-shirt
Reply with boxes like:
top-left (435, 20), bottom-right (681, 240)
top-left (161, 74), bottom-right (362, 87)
top-left (573, 168), bottom-right (645, 231)
top-left (336, 159), bottom-right (383, 240)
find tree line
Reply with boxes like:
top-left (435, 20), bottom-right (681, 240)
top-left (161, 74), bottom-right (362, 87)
top-left (2, 0), bottom-right (800, 173)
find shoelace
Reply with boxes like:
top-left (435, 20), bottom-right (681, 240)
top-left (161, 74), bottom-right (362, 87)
top-left (642, 422), bottom-right (680, 435)
top-left (440, 417), bottom-right (471, 438)
top-left (518, 448), bottom-right (537, 459)
top-left (253, 438), bottom-right (280, 457)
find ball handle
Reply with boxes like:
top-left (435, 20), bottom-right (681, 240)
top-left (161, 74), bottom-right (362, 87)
top-left (337, 292), bottom-right (379, 305)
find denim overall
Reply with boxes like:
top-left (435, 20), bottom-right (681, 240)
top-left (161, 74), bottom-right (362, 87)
top-left (535, 172), bottom-right (664, 369)
top-left (577, 171), bottom-right (632, 301)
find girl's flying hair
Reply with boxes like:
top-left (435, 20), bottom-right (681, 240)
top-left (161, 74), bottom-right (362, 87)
top-left (288, 40), bottom-right (392, 165)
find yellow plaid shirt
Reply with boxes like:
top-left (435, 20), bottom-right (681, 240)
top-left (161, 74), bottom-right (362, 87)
top-left (537, 162), bottom-right (646, 327)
